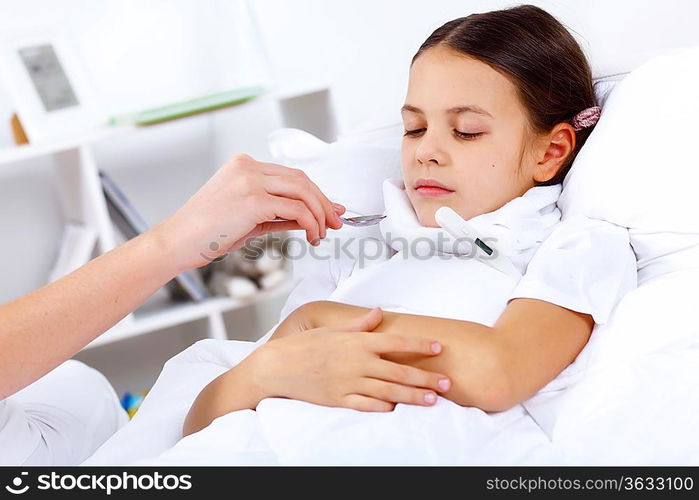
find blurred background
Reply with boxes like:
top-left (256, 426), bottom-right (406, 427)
top-left (1, 0), bottom-right (697, 404)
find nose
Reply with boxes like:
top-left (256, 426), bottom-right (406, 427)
top-left (414, 130), bottom-right (448, 166)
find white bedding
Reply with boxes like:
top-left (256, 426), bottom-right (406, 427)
top-left (84, 203), bottom-right (699, 466)
top-left (85, 328), bottom-right (564, 465)
top-left (85, 268), bottom-right (699, 465)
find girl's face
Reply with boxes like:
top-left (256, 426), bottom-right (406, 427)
top-left (401, 46), bottom-right (560, 227)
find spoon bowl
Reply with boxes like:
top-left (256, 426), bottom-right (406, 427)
top-left (270, 214), bottom-right (386, 227)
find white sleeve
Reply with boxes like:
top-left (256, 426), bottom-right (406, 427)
top-left (1, 361), bottom-right (127, 465)
top-left (508, 215), bottom-right (637, 324)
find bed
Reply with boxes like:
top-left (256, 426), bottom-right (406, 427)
top-left (84, 45), bottom-right (699, 466)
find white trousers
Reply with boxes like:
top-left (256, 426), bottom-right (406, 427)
top-left (0, 360), bottom-right (128, 465)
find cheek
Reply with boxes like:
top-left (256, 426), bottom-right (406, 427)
top-left (456, 161), bottom-right (518, 195)
top-left (448, 148), bottom-right (498, 186)
top-left (448, 151), bottom-right (522, 215)
top-left (456, 140), bottom-right (517, 181)
top-left (400, 142), bottom-right (416, 177)
top-left (400, 140), bottom-right (413, 160)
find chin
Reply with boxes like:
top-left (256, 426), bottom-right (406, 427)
top-left (416, 210), bottom-right (439, 228)
top-left (409, 199), bottom-right (440, 228)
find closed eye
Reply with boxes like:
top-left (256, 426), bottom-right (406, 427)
top-left (403, 128), bottom-right (425, 137)
top-left (403, 129), bottom-right (483, 140)
top-left (454, 131), bottom-right (482, 140)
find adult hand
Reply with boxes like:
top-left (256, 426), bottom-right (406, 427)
top-left (244, 308), bottom-right (452, 411)
top-left (151, 153), bottom-right (345, 271)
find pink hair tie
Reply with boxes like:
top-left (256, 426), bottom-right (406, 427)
top-left (572, 106), bottom-right (602, 131)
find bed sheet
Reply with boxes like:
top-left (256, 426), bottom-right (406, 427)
top-left (84, 269), bottom-right (699, 465)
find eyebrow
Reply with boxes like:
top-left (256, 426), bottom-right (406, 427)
top-left (401, 104), bottom-right (493, 118)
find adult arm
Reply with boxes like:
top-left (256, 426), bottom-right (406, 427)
top-left (0, 154), bottom-right (344, 399)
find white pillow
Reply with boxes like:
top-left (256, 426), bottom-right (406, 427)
top-left (559, 46), bottom-right (699, 284)
top-left (267, 126), bottom-right (402, 217)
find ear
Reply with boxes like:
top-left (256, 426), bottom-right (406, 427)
top-left (533, 123), bottom-right (576, 183)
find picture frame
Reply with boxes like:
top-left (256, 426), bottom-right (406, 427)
top-left (0, 27), bottom-right (106, 144)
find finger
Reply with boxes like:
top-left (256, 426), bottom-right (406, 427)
top-left (296, 174), bottom-right (342, 230)
top-left (357, 378), bottom-right (439, 407)
top-left (306, 179), bottom-right (344, 229)
top-left (256, 161), bottom-right (342, 231)
top-left (337, 307), bottom-right (383, 333)
top-left (267, 194), bottom-right (320, 245)
top-left (341, 394), bottom-right (395, 412)
top-left (257, 160), bottom-right (345, 229)
top-left (364, 333), bottom-right (442, 356)
top-left (369, 359), bottom-right (451, 394)
top-left (256, 220), bottom-right (307, 234)
top-left (357, 307), bottom-right (383, 332)
top-left (262, 175), bottom-right (328, 239)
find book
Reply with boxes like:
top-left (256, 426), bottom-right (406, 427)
top-left (99, 170), bottom-right (210, 302)
top-left (48, 223), bottom-right (98, 283)
top-left (108, 85), bottom-right (264, 126)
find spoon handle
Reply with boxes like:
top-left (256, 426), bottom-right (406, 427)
top-left (268, 215), bottom-right (386, 227)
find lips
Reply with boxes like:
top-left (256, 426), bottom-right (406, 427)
top-left (414, 178), bottom-right (454, 197)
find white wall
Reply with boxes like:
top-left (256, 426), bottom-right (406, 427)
top-left (249, 0), bottom-right (699, 134)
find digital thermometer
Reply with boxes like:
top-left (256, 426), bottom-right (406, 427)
top-left (435, 206), bottom-right (522, 278)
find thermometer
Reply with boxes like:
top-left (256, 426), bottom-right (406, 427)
top-left (435, 206), bottom-right (522, 278)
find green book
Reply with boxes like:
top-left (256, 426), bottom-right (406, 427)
top-left (109, 85), bottom-right (264, 126)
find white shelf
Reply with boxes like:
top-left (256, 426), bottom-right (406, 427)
top-left (0, 125), bottom-right (134, 166)
top-left (86, 277), bottom-right (295, 349)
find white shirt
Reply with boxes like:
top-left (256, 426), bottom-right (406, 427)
top-left (0, 361), bottom-right (127, 465)
top-left (509, 214), bottom-right (637, 325)
top-left (282, 179), bottom-right (636, 327)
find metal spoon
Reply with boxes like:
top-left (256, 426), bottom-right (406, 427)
top-left (270, 214), bottom-right (386, 227)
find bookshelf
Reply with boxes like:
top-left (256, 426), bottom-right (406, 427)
top-left (0, 84), bottom-right (335, 351)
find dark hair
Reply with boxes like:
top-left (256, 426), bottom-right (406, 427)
top-left (412, 4), bottom-right (596, 185)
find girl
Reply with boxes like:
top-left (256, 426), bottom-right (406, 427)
top-left (181, 4), bottom-right (636, 438)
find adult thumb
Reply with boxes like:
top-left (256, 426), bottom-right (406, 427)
top-left (341, 307), bottom-right (383, 332)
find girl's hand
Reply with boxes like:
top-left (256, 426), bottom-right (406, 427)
top-left (248, 308), bottom-right (452, 412)
top-left (151, 153), bottom-right (345, 272)
top-left (183, 308), bottom-right (452, 435)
